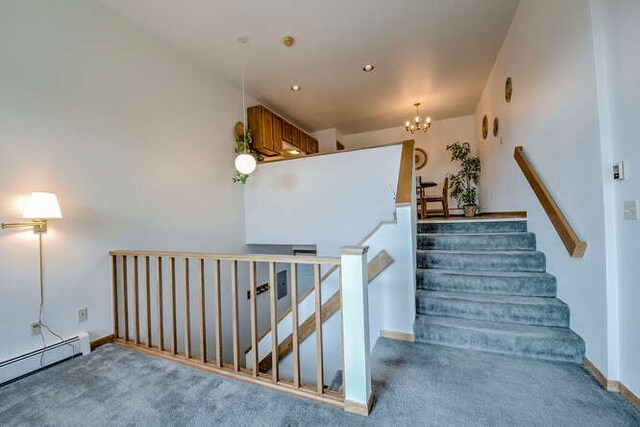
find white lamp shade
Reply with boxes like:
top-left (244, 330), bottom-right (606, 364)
top-left (234, 154), bottom-right (257, 175)
top-left (22, 192), bottom-right (63, 219)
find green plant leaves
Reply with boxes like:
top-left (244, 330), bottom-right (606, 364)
top-left (446, 141), bottom-right (481, 207)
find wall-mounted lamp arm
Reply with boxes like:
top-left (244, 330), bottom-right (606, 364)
top-left (1, 219), bottom-right (47, 233)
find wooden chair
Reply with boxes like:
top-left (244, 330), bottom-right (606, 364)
top-left (425, 177), bottom-right (450, 218)
top-left (416, 176), bottom-right (427, 219)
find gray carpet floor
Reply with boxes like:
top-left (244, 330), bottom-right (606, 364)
top-left (1, 338), bottom-right (638, 426)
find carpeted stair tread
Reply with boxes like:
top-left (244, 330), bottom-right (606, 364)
top-left (417, 268), bottom-right (557, 296)
top-left (418, 250), bottom-right (546, 272)
top-left (414, 314), bottom-right (585, 363)
top-left (418, 232), bottom-right (536, 251)
top-left (416, 290), bottom-right (569, 327)
top-left (418, 220), bottom-right (527, 234)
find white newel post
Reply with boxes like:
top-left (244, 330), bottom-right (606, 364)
top-left (340, 245), bottom-right (372, 416)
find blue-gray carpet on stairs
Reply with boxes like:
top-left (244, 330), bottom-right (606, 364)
top-left (1, 340), bottom-right (638, 426)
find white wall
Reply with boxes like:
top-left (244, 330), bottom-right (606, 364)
top-left (244, 145), bottom-right (402, 255)
top-left (474, 0), bottom-right (609, 373)
top-left (341, 116), bottom-right (476, 209)
top-left (0, 0), bottom-right (249, 362)
top-left (311, 128), bottom-right (339, 153)
top-left (590, 0), bottom-right (640, 397)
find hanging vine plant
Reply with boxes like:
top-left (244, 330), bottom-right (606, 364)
top-left (232, 122), bottom-right (261, 184)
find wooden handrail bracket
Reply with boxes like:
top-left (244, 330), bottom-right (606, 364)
top-left (514, 146), bottom-right (587, 258)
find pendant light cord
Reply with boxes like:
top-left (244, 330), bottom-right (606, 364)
top-left (242, 62), bottom-right (247, 154)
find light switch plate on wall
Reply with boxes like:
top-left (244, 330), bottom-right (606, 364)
top-left (624, 200), bottom-right (639, 220)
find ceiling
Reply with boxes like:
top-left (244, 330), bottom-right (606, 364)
top-left (101, 0), bottom-right (519, 134)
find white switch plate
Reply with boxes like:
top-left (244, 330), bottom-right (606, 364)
top-left (78, 307), bottom-right (88, 322)
top-left (624, 200), bottom-right (639, 220)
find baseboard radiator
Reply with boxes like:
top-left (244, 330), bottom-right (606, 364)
top-left (0, 332), bottom-right (91, 385)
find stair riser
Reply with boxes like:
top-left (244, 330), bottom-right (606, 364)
top-left (417, 270), bottom-right (557, 297)
top-left (414, 321), bottom-right (585, 363)
top-left (418, 233), bottom-right (535, 251)
top-left (418, 251), bottom-right (546, 272)
top-left (416, 296), bottom-right (569, 327)
top-left (418, 221), bottom-right (527, 234)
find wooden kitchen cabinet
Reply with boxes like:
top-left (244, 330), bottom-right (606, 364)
top-left (304, 133), bottom-right (313, 153)
top-left (271, 114), bottom-right (283, 154)
top-left (309, 138), bottom-right (319, 154)
top-left (248, 105), bottom-right (279, 156)
top-left (291, 127), bottom-right (301, 148)
top-left (248, 104), bottom-right (318, 157)
top-left (282, 121), bottom-right (292, 143)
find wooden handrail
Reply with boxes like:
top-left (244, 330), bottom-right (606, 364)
top-left (109, 250), bottom-right (340, 265)
top-left (514, 146), bottom-right (588, 258)
top-left (395, 140), bottom-right (415, 204)
top-left (255, 250), bottom-right (394, 373)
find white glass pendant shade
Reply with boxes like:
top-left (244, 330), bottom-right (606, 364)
top-left (234, 154), bottom-right (257, 174)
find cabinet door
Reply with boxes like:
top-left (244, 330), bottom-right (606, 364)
top-left (248, 105), bottom-right (276, 156)
top-left (282, 121), bottom-right (292, 143)
top-left (272, 115), bottom-right (283, 154)
top-left (261, 109), bottom-right (274, 153)
top-left (291, 127), bottom-right (301, 148)
top-left (301, 133), bottom-right (309, 153)
top-left (310, 138), bottom-right (319, 153)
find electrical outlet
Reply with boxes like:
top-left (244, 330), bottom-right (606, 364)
top-left (78, 307), bottom-right (88, 322)
top-left (30, 322), bottom-right (41, 336)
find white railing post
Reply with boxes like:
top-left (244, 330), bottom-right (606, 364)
top-left (340, 245), bottom-right (372, 416)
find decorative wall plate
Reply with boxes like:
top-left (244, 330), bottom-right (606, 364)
top-left (414, 148), bottom-right (428, 170)
top-left (482, 115), bottom-right (489, 140)
top-left (234, 121), bottom-right (245, 138)
top-left (505, 77), bottom-right (513, 103)
top-left (493, 117), bottom-right (500, 137)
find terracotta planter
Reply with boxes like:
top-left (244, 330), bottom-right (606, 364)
top-left (463, 205), bottom-right (477, 217)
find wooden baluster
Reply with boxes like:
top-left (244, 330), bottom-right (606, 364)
top-left (314, 264), bottom-right (324, 394)
top-left (268, 262), bottom-right (278, 383)
top-left (213, 259), bottom-right (222, 368)
top-left (157, 257), bottom-right (164, 351)
top-left (133, 255), bottom-right (140, 345)
top-left (339, 266), bottom-right (345, 397)
top-left (170, 257), bottom-right (177, 355)
top-left (199, 258), bottom-right (206, 364)
top-left (291, 262), bottom-right (300, 388)
top-left (111, 255), bottom-right (119, 339)
top-left (184, 258), bottom-right (191, 359)
top-left (145, 256), bottom-right (151, 348)
top-left (231, 260), bottom-right (239, 372)
top-left (249, 261), bottom-right (258, 376)
top-left (122, 256), bottom-right (129, 342)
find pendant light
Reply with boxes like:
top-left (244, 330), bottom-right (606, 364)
top-left (234, 36), bottom-right (257, 175)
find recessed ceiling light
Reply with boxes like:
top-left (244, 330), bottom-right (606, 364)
top-left (363, 64), bottom-right (375, 72)
top-left (290, 85), bottom-right (301, 92)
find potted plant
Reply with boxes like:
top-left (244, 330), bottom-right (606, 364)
top-left (446, 141), bottom-right (480, 217)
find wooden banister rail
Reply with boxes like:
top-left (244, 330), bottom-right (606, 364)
top-left (395, 140), bottom-right (415, 204)
top-left (255, 250), bottom-right (394, 373)
top-left (109, 250), bottom-right (343, 409)
top-left (514, 146), bottom-right (588, 258)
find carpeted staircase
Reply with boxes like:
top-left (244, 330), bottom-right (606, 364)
top-left (414, 219), bottom-right (586, 363)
